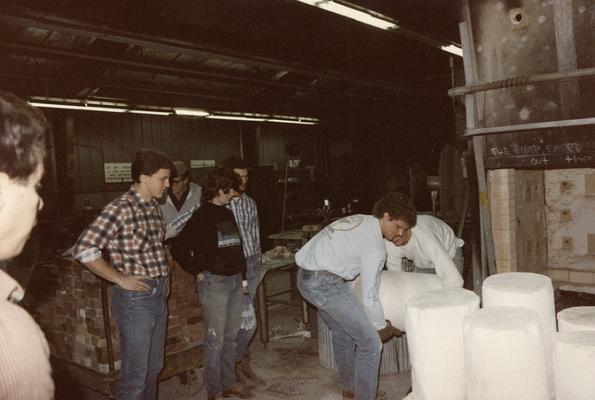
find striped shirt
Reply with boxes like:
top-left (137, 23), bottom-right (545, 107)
top-left (160, 182), bottom-right (201, 240)
top-left (73, 185), bottom-right (169, 278)
top-left (229, 192), bottom-right (261, 258)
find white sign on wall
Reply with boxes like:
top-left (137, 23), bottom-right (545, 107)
top-left (190, 159), bottom-right (216, 168)
top-left (104, 163), bottom-right (133, 183)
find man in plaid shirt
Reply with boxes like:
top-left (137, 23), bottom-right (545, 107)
top-left (74, 148), bottom-right (173, 400)
top-left (222, 156), bottom-right (265, 387)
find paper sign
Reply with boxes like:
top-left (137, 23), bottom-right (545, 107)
top-left (104, 163), bottom-right (132, 183)
top-left (190, 159), bottom-right (216, 168)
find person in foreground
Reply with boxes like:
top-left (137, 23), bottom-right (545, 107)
top-left (0, 91), bottom-right (54, 399)
top-left (172, 168), bottom-right (251, 400)
top-left (74, 148), bottom-right (173, 400)
top-left (296, 192), bottom-right (405, 400)
top-left (383, 192), bottom-right (464, 288)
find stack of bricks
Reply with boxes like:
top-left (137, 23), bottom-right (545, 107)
top-left (164, 260), bottom-right (204, 365)
top-left (22, 256), bottom-right (204, 377)
top-left (488, 169), bottom-right (517, 273)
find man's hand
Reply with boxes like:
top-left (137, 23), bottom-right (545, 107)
top-left (377, 320), bottom-right (398, 343)
top-left (118, 275), bottom-right (151, 292)
top-left (196, 272), bottom-right (205, 281)
top-left (378, 319), bottom-right (403, 343)
top-left (391, 325), bottom-right (403, 337)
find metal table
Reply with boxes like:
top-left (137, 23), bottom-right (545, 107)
top-left (256, 256), bottom-right (309, 344)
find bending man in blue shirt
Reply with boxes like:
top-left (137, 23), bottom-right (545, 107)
top-left (296, 192), bottom-right (406, 400)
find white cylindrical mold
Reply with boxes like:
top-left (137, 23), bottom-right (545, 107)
top-left (557, 306), bottom-right (595, 332)
top-left (464, 306), bottom-right (551, 400)
top-left (554, 331), bottom-right (595, 400)
top-left (405, 288), bottom-right (479, 400)
top-left (353, 270), bottom-right (443, 331)
top-left (482, 272), bottom-right (555, 397)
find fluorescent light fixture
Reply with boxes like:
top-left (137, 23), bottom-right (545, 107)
top-left (441, 44), bottom-right (463, 57)
top-left (173, 107), bottom-right (210, 117)
top-left (207, 115), bottom-right (267, 122)
top-left (295, 0), bottom-right (398, 30)
top-left (295, 0), bottom-right (463, 57)
top-left (27, 97), bottom-right (319, 125)
top-left (206, 112), bottom-right (319, 125)
top-left (28, 97), bottom-right (172, 116)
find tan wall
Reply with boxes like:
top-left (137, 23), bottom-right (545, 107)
top-left (488, 169), bottom-right (547, 275)
top-left (545, 168), bottom-right (595, 291)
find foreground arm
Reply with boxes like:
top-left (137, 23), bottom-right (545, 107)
top-left (83, 258), bottom-right (150, 291)
top-left (422, 232), bottom-right (463, 288)
top-left (359, 250), bottom-right (388, 330)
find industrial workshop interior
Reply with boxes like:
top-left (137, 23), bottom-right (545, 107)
top-left (1, 0), bottom-right (594, 399)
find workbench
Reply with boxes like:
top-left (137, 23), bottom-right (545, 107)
top-left (257, 255), bottom-right (310, 344)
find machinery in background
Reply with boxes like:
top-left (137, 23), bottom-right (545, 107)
top-left (426, 145), bottom-right (471, 238)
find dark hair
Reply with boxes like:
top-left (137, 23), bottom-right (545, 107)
top-left (131, 148), bottom-right (174, 183)
top-left (201, 167), bottom-right (239, 203)
top-left (221, 156), bottom-right (248, 170)
top-left (372, 192), bottom-right (417, 227)
top-left (0, 91), bottom-right (47, 181)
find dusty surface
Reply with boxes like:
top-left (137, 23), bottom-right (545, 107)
top-left (157, 306), bottom-right (412, 400)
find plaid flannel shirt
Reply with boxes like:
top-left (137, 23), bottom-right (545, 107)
top-left (73, 186), bottom-right (169, 278)
top-left (229, 192), bottom-right (261, 258)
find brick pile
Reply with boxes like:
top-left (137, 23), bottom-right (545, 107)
top-left (22, 257), bottom-right (204, 375)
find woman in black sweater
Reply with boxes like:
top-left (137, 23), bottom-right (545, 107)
top-left (172, 168), bottom-right (250, 400)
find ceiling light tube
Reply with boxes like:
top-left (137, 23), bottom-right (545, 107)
top-left (266, 118), bottom-right (318, 125)
top-left (206, 115), bottom-right (267, 122)
top-left (295, 0), bottom-right (462, 57)
top-left (173, 107), bottom-right (210, 117)
top-left (441, 44), bottom-right (463, 57)
top-left (295, 0), bottom-right (398, 30)
top-left (27, 97), bottom-right (319, 125)
top-left (206, 113), bottom-right (319, 125)
top-left (28, 97), bottom-right (173, 116)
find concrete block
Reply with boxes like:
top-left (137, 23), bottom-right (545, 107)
top-left (588, 234), bottom-right (595, 256)
top-left (549, 270), bottom-right (570, 282)
top-left (569, 272), bottom-right (594, 285)
top-left (585, 174), bottom-right (595, 196)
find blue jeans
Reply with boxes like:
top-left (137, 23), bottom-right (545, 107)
top-left (197, 272), bottom-right (243, 397)
top-left (236, 254), bottom-right (262, 362)
top-left (111, 277), bottom-right (168, 400)
top-left (297, 268), bottom-right (381, 400)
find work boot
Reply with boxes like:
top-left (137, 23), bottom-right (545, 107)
top-left (222, 383), bottom-right (252, 399)
top-left (235, 361), bottom-right (248, 384)
top-left (241, 355), bottom-right (266, 386)
top-left (342, 389), bottom-right (387, 399)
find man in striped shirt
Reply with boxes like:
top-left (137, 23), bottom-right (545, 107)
top-left (160, 160), bottom-right (201, 240)
top-left (222, 156), bottom-right (265, 386)
top-left (74, 148), bottom-right (174, 400)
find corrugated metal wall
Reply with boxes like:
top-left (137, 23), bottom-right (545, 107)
top-left (69, 113), bottom-right (240, 209)
top-left (63, 112), bottom-right (319, 211)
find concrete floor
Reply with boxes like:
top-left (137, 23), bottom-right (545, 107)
top-left (158, 305), bottom-right (412, 400)
top-left (57, 271), bottom-right (412, 400)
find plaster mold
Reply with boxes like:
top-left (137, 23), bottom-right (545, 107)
top-left (554, 331), bottom-right (595, 400)
top-left (482, 272), bottom-right (556, 396)
top-left (557, 306), bottom-right (595, 332)
top-left (464, 306), bottom-right (551, 400)
top-left (405, 288), bottom-right (479, 400)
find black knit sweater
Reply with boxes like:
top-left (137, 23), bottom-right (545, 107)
top-left (171, 202), bottom-right (246, 277)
